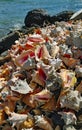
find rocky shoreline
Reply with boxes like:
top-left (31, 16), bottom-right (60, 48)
top-left (0, 9), bottom-right (82, 53)
top-left (0, 9), bottom-right (82, 54)
top-left (0, 9), bottom-right (82, 130)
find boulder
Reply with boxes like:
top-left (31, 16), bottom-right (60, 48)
top-left (0, 31), bottom-right (20, 54)
top-left (24, 9), bottom-right (51, 27)
top-left (51, 11), bottom-right (74, 23)
top-left (70, 9), bottom-right (82, 20)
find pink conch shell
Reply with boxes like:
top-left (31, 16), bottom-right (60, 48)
top-left (14, 50), bottom-right (35, 70)
top-left (28, 34), bottom-right (44, 43)
top-left (35, 44), bottom-right (51, 61)
top-left (33, 89), bottom-right (52, 103)
top-left (31, 68), bottom-right (47, 87)
top-left (60, 69), bottom-right (77, 88)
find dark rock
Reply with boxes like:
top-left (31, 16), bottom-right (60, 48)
top-left (46, 111), bottom-right (64, 127)
top-left (56, 11), bottom-right (74, 21)
top-left (50, 15), bottom-right (57, 24)
top-left (0, 31), bottom-right (20, 54)
top-left (51, 11), bottom-right (74, 23)
top-left (24, 9), bottom-right (51, 27)
top-left (70, 9), bottom-right (82, 20)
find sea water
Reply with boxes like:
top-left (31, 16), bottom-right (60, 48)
top-left (0, 0), bottom-right (82, 38)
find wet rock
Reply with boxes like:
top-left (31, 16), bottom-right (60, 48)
top-left (0, 31), bottom-right (20, 54)
top-left (56, 11), bottom-right (74, 21)
top-left (51, 11), bottom-right (74, 23)
top-left (24, 9), bottom-right (51, 27)
top-left (70, 9), bottom-right (82, 20)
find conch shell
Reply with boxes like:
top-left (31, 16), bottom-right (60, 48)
top-left (58, 111), bottom-right (77, 125)
top-left (60, 69), bottom-right (77, 88)
top-left (60, 90), bottom-right (82, 111)
top-left (15, 50), bottom-right (35, 70)
top-left (35, 115), bottom-right (53, 130)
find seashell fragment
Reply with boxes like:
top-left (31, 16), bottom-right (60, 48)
top-left (50, 45), bottom-right (59, 58)
top-left (28, 34), bottom-right (44, 43)
top-left (35, 115), bottom-right (53, 130)
top-left (15, 50), bottom-right (35, 70)
top-left (76, 81), bottom-right (82, 93)
top-left (49, 58), bottom-right (62, 70)
top-left (9, 79), bottom-right (33, 94)
top-left (41, 96), bottom-right (56, 111)
top-left (61, 57), bottom-right (78, 68)
top-left (60, 90), bottom-right (82, 111)
top-left (75, 65), bottom-right (82, 77)
top-left (8, 112), bottom-right (28, 127)
top-left (63, 125), bottom-right (76, 130)
top-left (58, 111), bottom-right (77, 125)
top-left (59, 44), bottom-right (72, 57)
top-left (55, 125), bottom-right (61, 130)
top-left (0, 110), bottom-right (6, 125)
top-left (33, 89), bottom-right (52, 103)
top-left (46, 69), bottom-right (62, 92)
top-left (40, 44), bottom-right (51, 60)
top-left (60, 69), bottom-right (77, 88)
top-left (31, 72), bottom-right (45, 87)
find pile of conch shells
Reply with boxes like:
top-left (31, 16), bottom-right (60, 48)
top-left (0, 20), bottom-right (82, 130)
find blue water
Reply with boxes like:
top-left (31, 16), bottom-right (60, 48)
top-left (0, 0), bottom-right (82, 38)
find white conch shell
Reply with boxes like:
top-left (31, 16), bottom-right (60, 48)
top-left (58, 111), bottom-right (77, 125)
top-left (60, 90), bottom-right (82, 111)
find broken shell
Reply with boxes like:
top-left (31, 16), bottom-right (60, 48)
top-left (60, 69), bottom-right (77, 88)
top-left (8, 112), bottom-right (28, 127)
top-left (41, 96), bottom-right (56, 111)
top-left (28, 34), bottom-right (44, 43)
top-left (35, 115), bottom-right (53, 130)
top-left (33, 89), bottom-right (52, 103)
top-left (60, 90), bottom-right (82, 111)
top-left (0, 110), bottom-right (6, 125)
top-left (50, 45), bottom-right (59, 58)
top-left (55, 125), bottom-right (61, 130)
top-left (58, 111), bottom-right (77, 125)
top-left (15, 50), bottom-right (35, 69)
top-left (61, 56), bottom-right (79, 68)
top-left (9, 79), bottom-right (33, 94)
top-left (75, 65), bottom-right (82, 77)
top-left (35, 44), bottom-right (51, 61)
top-left (31, 70), bottom-right (45, 87)
top-left (19, 117), bottom-right (34, 129)
top-left (49, 58), bottom-right (62, 70)
top-left (63, 125), bottom-right (76, 130)
top-left (76, 81), bottom-right (82, 93)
